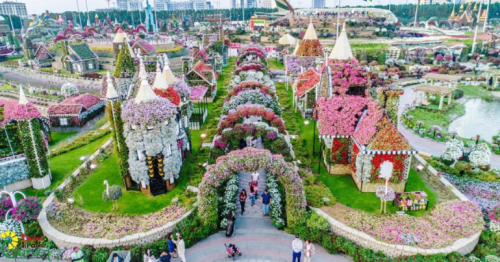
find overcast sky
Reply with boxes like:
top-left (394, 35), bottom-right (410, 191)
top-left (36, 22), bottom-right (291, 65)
top-left (18, 0), bottom-right (410, 14)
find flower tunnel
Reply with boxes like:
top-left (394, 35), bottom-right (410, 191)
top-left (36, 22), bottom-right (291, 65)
top-left (198, 148), bottom-right (306, 229)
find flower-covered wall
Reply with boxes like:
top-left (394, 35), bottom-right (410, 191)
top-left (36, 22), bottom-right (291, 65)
top-left (106, 100), bottom-right (129, 179)
top-left (18, 119), bottom-right (50, 178)
top-left (0, 158), bottom-right (30, 188)
top-left (123, 119), bottom-right (182, 185)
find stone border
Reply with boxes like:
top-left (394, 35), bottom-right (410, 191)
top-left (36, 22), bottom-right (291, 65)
top-left (38, 139), bottom-right (193, 248)
top-left (312, 207), bottom-right (481, 258)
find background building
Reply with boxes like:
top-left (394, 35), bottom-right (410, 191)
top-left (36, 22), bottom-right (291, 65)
top-left (247, 0), bottom-right (257, 8)
top-left (313, 0), bottom-right (325, 8)
top-left (414, 0), bottom-right (463, 4)
top-left (154, 0), bottom-right (212, 10)
top-left (117, 0), bottom-right (143, 11)
top-left (0, 1), bottom-right (27, 18)
top-left (258, 0), bottom-right (273, 8)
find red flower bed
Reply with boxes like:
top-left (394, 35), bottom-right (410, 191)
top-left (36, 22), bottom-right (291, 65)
top-left (351, 142), bottom-right (360, 173)
top-left (154, 87), bottom-right (181, 106)
top-left (217, 105), bottom-right (286, 134)
top-left (371, 154), bottom-right (406, 182)
top-left (295, 69), bottom-right (320, 97)
top-left (331, 138), bottom-right (349, 164)
top-left (296, 39), bottom-right (324, 57)
top-left (367, 118), bottom-right (412, 151)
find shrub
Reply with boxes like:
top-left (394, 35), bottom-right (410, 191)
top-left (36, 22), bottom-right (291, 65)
top-left (11, 196), bottom-right (42, 223)
top-left (455, 161), bottom-right (472, 171)
top-left (305, 183), bottom-right (336, 207)
top-left (91, 247), bottom-right (109, 262)
top-left (0, 195), bottom-right (13, 222)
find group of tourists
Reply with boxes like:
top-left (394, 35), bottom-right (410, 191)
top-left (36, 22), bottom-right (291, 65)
top-left (292, 235), bottom-right (316, 262)
top-left (142, 233), bottom-right (186, 262)
top-left (237, 171), bottom-right (272, 217)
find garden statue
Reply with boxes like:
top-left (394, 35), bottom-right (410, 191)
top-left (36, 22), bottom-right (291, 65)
top-left (376, 161), bottom-right (395, 214)
top-left (442, 138), bottom-right (491, 167)
top-left (102, 180), bottom-right (122, 210)
top-left (58, 15), bottom-right (64, 25)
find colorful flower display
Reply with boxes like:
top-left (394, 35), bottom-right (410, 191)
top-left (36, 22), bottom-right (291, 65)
top-left (121, 97), bottom-right (178, 126)
top-left (0, 100), bottom-right (41, 127)
top-left (190, 85), bottom-right (208, 100)
top-left (217, 105), bottom-right (286, 134)
top-left (222, 90), bottom-right (282, 116)
top-left (327, 59), bottom-right (369, 96)
top-left (294, 69), bottom-right (320, 98)
top-left (154, 87), bottom-right (181, 106)
top-left (172, 80), bottom-right (191, 98)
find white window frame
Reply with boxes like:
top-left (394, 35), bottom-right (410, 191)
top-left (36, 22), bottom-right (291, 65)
top-left (60, 118), bottom-right (68, 126)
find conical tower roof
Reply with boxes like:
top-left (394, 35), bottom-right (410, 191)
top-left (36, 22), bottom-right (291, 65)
top-left (293, 40), bottom-right (299, 55)
top-left (303, 21), bottom-right (318, 40)
top-left (329, 23), bottom-right (353, 60)
top-left (162, 56), bottom-right (177, 86)
top-left (153, 62), bottom-right (169, 90)
top-left (105, 71), bottom-right (119, 99)
top-left (134, 61), bottom-right (157, 104)
top-left (449, 8), bottom-right (456, 19)
top-left (113, 28), bottom-right (128, 43)
top-left (18, 86), bottom-right (29, 105)
top-left (279, 33), bottom-right (295, 46)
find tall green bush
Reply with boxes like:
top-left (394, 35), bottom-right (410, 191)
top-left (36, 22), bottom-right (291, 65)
top-left (113, 44), bottom-right (135, 78)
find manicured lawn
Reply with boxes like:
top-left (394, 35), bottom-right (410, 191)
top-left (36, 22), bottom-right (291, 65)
top-left (407, 102), bottom-right (465, 129)
top-left (317, 168), bottom-right (437, 216)
top-left (50, 132), bottom-right (78, 148)
top-left (72, 154), bottom-right (189, 215)
top-left (268, 59), bottom-right (284, 70)
top-left (23, 134), bottom-right (111, 198)
top-left (459, 85), bottom-right (495, 100)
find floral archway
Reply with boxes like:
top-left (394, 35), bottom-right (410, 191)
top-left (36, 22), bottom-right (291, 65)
top-left (222, 90), bottom-right (282, 116)
top-left (227, 82), bottom-right (275, 98)
top-left (198, 148), bottom-right (306, 229)
top-left (217, 105), bottom-right (286, 134)
top-left (210, 123), bottom-right (294, 162)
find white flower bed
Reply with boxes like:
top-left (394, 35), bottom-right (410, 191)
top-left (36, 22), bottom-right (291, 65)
top-left (220, 174), bottom-right (239, 228)
top-left (266, 172), bottom-right (285, 228)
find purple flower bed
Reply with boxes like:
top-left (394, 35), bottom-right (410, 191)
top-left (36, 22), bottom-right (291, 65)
top-left (173, 80), bottom-right (191, 98)
top-left (444, 174), bottom-right (500, 212)
top-left (122, 97), bottom-right (178, 126)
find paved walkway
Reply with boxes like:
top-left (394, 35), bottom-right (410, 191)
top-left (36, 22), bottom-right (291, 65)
top-left (184, 169), bottom-right (352, 262)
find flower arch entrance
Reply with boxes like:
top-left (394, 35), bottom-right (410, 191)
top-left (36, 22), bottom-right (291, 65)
top-left (198, 148), bottom-right (306, 229)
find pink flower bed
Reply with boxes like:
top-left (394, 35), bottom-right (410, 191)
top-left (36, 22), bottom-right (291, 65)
top-left (217, 105), bottom-right (286, 134)
top-left (327, 59), bottom-right (369, 95)
top-left (322, 201), bottom-right (483, 249)
top-left (316, 96), bottom-right (368, 136)
top-left (190, 85), bottom-right (208, 100)
top-left (63, 93), bottom-right (101, 110)
top-left (352, 101), bottom-right (384, 145)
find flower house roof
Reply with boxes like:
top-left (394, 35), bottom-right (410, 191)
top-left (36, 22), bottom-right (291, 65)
top-left (329, 23), bottom-right (353, 60)
top-left (187, 61), bottom-right (215, 85)
top-left (352, 100), bottom-right (384, 145)
top-left (132, 39), bottom-right (156, 55)
top-left (68, 43), bottom-right (98, 60)
top-left (47, 104), bottom-right (83, 115)
top-left (317, 96), bottom-right (369, 136)
top-left (303, 21), bottom-right (318, 40)
top-left (62, 93), bottom-right (101, 110)
top-left (113, 28), bottom-right (128, 43)
top-left (295, 68), bottom-right (320, 98)
top-left (366, 117), bottom-right (412, 151)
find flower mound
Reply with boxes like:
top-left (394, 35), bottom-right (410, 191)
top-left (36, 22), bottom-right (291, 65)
top-left (121, 97), bottom-right (177, 126)
top-left (323, 200), bottom-right (483, 249)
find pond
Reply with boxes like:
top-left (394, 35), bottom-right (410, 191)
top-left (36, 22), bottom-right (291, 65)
top-left (448, 98), bottom-right (500, 139)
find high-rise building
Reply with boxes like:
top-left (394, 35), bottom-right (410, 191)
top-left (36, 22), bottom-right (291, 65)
top-left (414, 0), bottom-right (462, 4)
top-left (117, 0), bottom-right (143, 11)
top-left (258, 0), bottom-right (272, 8)
top-left (313, 0), bottom-right (325, 8)
top-left (231, 0), bottom-right (238, 8)
top-left (154, 0), bottom-right (212, 10)
top-left (0, 1), bottom-right (27, 18)
top-left (247, 0), bottom-right (257, 8)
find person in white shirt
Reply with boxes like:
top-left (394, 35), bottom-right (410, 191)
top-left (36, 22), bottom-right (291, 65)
top-left (251, 171), bottom-right (259, 198)
top-left (292, 234), bottom-right (303, 262)
top-left (303, 239), bottom-right (315, 262)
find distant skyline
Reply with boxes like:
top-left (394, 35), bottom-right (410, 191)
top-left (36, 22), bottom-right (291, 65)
top-left (18, 0), bottom-right (412, 14)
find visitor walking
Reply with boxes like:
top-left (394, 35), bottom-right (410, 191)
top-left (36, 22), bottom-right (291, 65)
top-left (71, 246), bottom-right (85, 262)
top-left (174, 233), bottom-right (186, 262)
top-left (252, 171), bottom-right (259, 198)
top-left (144, 249), bottom-right (152, 262)
top-left (167, 233), bottom-right (177, 258)
top-left (239, 189), bottom-right (247, 215)
top-left (303, 239), bottom-right (315, 262)
top-left (249, 182), bottom-right (256, 206)
top-left (226, 211), bottom-right (236, 237)
top-left (292, 235), bottom-right (303, 262)
top-left (261, 189), bottom-right (272, 217)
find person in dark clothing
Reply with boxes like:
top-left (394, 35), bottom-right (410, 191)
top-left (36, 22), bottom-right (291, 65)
top-left (167, 233), bottom-right (177, 257)
top-left (158, 251), bottom-right (171, 262)
top-left (239, 189), bottom-right (247, 215)
top-left (239, 138), bottom-right (246, 149)
top-left (226, 211), bottom-right (236, 237)
top-left (112, 253), bottom-right (124, 262)
top-left (261, 189), bottom-right (272, 217)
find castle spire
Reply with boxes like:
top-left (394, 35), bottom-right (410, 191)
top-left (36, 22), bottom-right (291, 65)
top-left (153, 61), bottom-right (169, 90)
top-left (134, 60), bottom-right (157, 104)
top-left (162, 55), bottom-right (177, 86)
top-left (329, 23), bottom-right (353, 60)
top-left (19, 85), bottom-right (29, 105)
top-left (105, 71), bottom-right (119, 99)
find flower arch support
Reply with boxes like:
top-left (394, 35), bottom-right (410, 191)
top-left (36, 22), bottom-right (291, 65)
top-left (198, 148), bottom-right (306, 229)
top-left (217, 106), bottom-right (286, 134)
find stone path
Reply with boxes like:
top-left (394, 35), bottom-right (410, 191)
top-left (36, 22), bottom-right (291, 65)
top-left (183, 168), bottom-right (352, 262)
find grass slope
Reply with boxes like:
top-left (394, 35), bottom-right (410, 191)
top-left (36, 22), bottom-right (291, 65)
top-left (49, 132), bottom-right (78, 148)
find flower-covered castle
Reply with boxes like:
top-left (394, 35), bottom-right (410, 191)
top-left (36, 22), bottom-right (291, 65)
top-left (312, 24), bottom-right (416, 192)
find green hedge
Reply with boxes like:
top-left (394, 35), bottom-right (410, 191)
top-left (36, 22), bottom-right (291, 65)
top-left (19, 119), bottom-right (49, 178)
top-left (50, 128), bottom-right (111, 157)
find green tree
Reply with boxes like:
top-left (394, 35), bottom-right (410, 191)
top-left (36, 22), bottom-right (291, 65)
top-left (113, 44), bottom-right (135, 78)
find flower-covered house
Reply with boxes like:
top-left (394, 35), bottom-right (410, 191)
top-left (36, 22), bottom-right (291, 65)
top-left (121, 61), bottom-right (184, 196)
top-left (131, 39), bottom-right (156, 56)
top-left (33, 45), bottom-right (54, 68)
top-left (284, 21), bottom-right (324, 75)
top-left (292, 68), bottom-right (320, 118)
top-left (185, 61), bottom-right (217, 99)
top-left (63, 42), bottom-right (100, 74)
top-left (48, 93), bottom-right (104, 131)
top-left (317, 96), bottom-right (417, 192)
